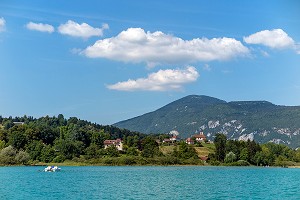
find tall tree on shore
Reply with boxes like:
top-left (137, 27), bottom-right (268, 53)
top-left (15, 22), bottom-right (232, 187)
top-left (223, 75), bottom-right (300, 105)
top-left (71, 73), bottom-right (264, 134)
top-left (214, 133), bottom-right (227, 161)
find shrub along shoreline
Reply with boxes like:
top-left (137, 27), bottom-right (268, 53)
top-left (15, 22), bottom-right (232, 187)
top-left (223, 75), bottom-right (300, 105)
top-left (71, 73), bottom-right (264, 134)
top-left (31, 156), bottom-right (204, 167)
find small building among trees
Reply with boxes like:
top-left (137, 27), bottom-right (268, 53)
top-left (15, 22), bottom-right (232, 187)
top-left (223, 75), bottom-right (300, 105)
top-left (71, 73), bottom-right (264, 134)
top-left (104, 139), bottom-right (123, 151)
top-left (170, 135), bottom-right (178, 142)
top-left (13, 122), bottom-right (24, 126)
top-left (193, 132), bottom-right (206, 142)
top-left (162, 135), bottom-right (178, 145)
top-left (186, 138), bottom-right (194, 145)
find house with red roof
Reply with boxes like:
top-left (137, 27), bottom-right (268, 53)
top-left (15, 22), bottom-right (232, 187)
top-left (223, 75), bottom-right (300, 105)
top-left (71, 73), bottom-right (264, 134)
top-left (104, 139), bottom-right (123, 151)
top-left (163, 135), bottom-right (178, 144)
top-left (193, 132), bottom-right (206, 142)
top-left (186, 137), bottom-right (194, 145)
top-left (170, 135), bottom-right (178, 142)
top-left (200, 156), bottom-right (208, 162)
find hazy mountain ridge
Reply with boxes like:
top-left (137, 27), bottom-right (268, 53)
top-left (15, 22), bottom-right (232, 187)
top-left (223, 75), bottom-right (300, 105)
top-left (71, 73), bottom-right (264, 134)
top-left (114, 95), bottom-right (300, 148)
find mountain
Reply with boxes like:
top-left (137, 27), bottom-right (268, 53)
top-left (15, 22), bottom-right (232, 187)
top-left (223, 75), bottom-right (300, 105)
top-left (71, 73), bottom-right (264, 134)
top-left (114, 95), bottom-right (300, 148)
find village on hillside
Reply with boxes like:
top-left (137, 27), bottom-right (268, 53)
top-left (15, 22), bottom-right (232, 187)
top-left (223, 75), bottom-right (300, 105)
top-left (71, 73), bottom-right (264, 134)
top-left (2, 116), bottom-right (300, 167)
top-left (104, 132), bottom-right (209, 151)
top-left (103, 132), bottom-right (211, 161)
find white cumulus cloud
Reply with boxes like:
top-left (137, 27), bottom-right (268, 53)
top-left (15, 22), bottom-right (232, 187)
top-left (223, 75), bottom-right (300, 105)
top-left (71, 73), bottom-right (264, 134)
top-left (0, 17), bottom-right (6, 32)
top-left (107, 66), bottom-right (199, 92)
top-left (58, 20), bottom-right (109, 39)
top-left (83, 28), bottom-right (249, 67)
top-left (26, 22), bottom-right (54, 33)
top-left (244, 29), bottom-right (295, 49)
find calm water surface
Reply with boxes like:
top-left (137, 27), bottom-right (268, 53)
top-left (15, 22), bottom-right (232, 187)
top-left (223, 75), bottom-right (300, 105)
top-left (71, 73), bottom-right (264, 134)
top-left (0, 166), bottom-right (299, 199)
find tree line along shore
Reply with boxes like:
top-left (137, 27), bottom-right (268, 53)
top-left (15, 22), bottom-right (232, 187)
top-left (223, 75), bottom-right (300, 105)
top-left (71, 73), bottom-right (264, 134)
top-left (1, 115), bottom-right (300, 167)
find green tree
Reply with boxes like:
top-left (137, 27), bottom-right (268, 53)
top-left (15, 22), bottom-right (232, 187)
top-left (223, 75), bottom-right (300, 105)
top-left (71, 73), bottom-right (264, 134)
top-left (0, 129), bottom-right (8, 142)
top-left (125, 136), bottom-right (134, 147)
top-left (254, 145), bottom-right (274, 166)
top-left (52, 155), bottom-right (66, 163)
top-left (246, 140), bottom-right (261, 163)
top-left (90, 130), bottom-right (109, 148)
top-left (3, 120), bottom-right (14, 130)
top-left (106, 146), bottom-right (119, 157)
top-left (126, 147), bottom-right (139, 156)
top-left (0, 140), bottom-right (5, 150)
top-left (274, 155), bottom-right (288, 166)
top-left (174, 142), bottom-right (198, 159)
top-left (8, 126), bottom-right (27, 150)
top-left (214, 134), bottom-right (227, 162)
top-left (15, 150), bottom-right (30, 164)
top-left (293, 149), bottom-right (300, 162)
top-left (133, 135), bottom-right (140, 148)
top-left (54, 139), bottom-right (82, 159)
top-left (0, 145), bottom-right (17, 164)
top-left (41, 145), bottom-right (56, 163)
top-left (25, 127), bottom-right (39, 142)
top-left (239, 148), bottom-right (249, 161)
top-left (57, 114), bottom-right (66, 126)
top-left (224, 151), bottom-right (237, 163)
top-left (85, 143), bottom-right (100, 159)
top-left (36, 125), bottom-right (59, 145)
top-left (141, 137), bottom-right (161, 158)
top-left (26, 140), bottom-right (44, 161)
top-left (254, 151), bottom-right (264, 166)
top-left (59, 126), bottom-right (68, 140)
top-left (226, 140), bottom-right (240, 157)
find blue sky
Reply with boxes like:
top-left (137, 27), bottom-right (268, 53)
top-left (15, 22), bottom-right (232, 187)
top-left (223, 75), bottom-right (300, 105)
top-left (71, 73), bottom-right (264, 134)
top-left (0, 0), bottom-right (300, 125)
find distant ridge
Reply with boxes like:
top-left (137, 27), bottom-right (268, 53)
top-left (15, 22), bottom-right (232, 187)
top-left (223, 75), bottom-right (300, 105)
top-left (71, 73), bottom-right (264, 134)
top-left (114, 95), bottom-right (300, 148)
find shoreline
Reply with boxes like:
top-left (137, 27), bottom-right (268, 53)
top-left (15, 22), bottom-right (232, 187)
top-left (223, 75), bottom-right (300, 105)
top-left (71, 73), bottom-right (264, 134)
top-left (2, 162), bottom-right (300, 168)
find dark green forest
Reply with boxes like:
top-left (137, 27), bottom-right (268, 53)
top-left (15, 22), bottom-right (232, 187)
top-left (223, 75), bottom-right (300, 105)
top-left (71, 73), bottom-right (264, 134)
top-left (0, 115), bottom-right (202, 165)
top-left (1, 115), bottom-right (300, 167)
top-left (209, 133), bottom-right (300, 167)
top-left (0, 115), bottom-right (145, 165)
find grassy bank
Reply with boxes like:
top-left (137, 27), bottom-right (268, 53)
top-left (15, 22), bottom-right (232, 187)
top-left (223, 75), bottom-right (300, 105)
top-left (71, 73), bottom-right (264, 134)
top-left (33, 144), bottom-right (215, 167)
top-left (32, 155), bottom-right (204, 167)
top-left (160, 143), bottom-right (215, 157)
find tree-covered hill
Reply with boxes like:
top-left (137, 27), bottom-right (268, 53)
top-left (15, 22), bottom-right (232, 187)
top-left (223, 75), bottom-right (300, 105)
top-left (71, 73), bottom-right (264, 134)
top-left (0, 114), bottom-right (206, 166)
top-left (0, 115), bottom-right (146, 164)
top-left (1, 114), bottom-right (300, 167)
top-left (114, 95), bottom-right (300, 148)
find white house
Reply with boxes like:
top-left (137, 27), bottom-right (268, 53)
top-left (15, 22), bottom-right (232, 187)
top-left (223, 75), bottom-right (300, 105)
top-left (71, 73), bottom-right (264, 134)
top-left (13, 122), bottom-right (24, 125)
top-left (193, 132), bottom-right (206, 142)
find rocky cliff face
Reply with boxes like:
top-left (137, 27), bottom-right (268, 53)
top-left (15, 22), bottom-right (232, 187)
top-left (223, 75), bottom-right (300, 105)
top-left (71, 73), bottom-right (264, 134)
top-left (195, 119), bottom-right (300, 147)
top-left (114, 95), bottom-right (300, 148)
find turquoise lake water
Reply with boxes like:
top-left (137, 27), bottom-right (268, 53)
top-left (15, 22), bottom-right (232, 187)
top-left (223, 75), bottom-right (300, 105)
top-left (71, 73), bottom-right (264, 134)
top-left (0, 166), bottom-right (299, 199)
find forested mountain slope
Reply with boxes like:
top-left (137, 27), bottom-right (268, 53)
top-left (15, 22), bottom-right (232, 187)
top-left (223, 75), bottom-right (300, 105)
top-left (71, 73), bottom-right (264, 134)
top-left (114, 95), bottom-right (300, 148)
